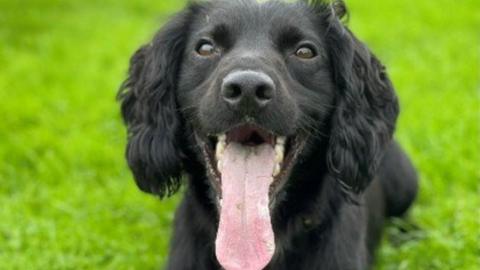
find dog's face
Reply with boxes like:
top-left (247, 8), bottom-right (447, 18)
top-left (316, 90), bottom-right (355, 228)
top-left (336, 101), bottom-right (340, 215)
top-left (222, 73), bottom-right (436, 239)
top-left (119, 0), bottom-right (398, 269)
top-left (177, 0), bottom-right (335, 201)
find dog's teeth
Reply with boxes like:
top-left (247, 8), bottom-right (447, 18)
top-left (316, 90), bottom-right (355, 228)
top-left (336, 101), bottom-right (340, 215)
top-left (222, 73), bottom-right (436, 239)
top-left (276, 136), bottom-right (286, 146)
top-left (217, 160), bottom-right (223, 171)
top-left (215, 133), bottom-right (227, 161)
top-left (216, 143), bottom-right (225, 160)
top-left (218, 134), bottom-right (226, 143)
top-left (275, 144), bottom-right (284, 164)
top-left (273, 137), bottom-right (286, 177)
top-left (273, 163), bottom-right (281, 177)
top-left (275, 153), bottom-right (284, 164)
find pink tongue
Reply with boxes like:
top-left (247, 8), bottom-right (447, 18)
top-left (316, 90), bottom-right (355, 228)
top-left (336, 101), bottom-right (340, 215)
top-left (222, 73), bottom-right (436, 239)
top-left (215, 143), bottom-right (276, 270)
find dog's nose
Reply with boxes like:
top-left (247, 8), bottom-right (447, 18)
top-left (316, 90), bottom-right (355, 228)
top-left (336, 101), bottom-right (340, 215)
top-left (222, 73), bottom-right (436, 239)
top-left (221, 70), bottom-right (275, 110)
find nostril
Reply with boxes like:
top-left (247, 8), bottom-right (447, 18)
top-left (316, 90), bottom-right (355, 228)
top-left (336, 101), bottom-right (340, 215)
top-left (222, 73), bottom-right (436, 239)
top-left (256, 84), bottom-right (274, 102)
top-left (222, 70), bottom-right (275, 108)
top-left (223, 83), bottom-right (242, 102)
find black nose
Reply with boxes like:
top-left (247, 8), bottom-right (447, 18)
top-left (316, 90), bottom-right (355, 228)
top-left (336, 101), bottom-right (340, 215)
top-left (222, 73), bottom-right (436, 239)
top-left (221, 70), bottom-right (275, 110)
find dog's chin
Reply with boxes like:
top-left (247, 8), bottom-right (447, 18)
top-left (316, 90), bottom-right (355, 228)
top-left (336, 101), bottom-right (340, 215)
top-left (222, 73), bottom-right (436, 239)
top-left (194, 124), bottom-right (306, 209)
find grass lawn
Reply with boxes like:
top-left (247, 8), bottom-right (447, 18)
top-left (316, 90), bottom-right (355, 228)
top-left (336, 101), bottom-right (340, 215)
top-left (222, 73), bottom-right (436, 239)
top-left (0, 0), bottom-right (478, 269)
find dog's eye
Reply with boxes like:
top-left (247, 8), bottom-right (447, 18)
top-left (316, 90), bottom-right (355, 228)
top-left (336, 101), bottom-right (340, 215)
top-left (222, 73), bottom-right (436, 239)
top-left (196, 41), bottom-right (216, 56)
top-left (295, 46), bottom-right (316, 59)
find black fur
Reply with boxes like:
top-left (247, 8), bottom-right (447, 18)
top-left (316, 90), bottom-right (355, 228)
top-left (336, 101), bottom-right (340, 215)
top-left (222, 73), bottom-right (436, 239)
top-left (118, 1), bottom-right (418, 269)
top-left (325, 23), bottom-right (399, 193)
top-left (118, 9), bottom-right (195, 197)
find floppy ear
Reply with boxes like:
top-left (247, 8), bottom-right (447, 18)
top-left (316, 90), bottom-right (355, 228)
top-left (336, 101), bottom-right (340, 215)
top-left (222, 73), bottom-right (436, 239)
top-left (324, 6), bottom-right (399, 193)
top-left (117, 10), bottom-right (193, 197)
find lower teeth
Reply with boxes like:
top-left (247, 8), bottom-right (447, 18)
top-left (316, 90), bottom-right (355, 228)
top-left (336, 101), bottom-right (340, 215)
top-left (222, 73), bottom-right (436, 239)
top-left (273, 163), bottom-right (281, 177)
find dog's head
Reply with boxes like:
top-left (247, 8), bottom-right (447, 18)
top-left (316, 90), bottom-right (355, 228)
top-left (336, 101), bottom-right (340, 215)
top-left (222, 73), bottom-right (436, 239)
top-left (119, 0), bottom-right (398, 268)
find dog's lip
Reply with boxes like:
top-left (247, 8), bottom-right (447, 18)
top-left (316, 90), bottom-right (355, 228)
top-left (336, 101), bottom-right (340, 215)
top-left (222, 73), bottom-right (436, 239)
top-left (195, 124), bottom-right (306, 207)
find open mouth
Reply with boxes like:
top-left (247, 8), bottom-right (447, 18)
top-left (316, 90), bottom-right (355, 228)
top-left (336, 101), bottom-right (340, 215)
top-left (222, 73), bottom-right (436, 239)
top-left (196, 124), bottom-right (305, 270)
top-left (200, 124), bottom-right (301, 201)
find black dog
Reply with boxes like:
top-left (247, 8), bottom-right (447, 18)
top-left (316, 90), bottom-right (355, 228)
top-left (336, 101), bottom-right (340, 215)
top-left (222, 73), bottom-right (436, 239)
top-left (118, 0), bottom-right (418, 269)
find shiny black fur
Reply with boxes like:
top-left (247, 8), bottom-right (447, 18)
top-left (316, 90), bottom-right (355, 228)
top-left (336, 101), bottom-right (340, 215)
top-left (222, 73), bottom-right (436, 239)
top-left (118, 1), bottom-right (418, 269)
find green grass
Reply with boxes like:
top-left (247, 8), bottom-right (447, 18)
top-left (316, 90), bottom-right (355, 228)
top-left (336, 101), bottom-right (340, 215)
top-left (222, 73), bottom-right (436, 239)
top-left (0, 0), bottom-right (478, 269)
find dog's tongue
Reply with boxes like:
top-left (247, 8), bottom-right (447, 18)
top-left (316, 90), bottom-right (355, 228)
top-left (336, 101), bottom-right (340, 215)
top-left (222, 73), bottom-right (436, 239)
top-left (215, 143), bottom-right (276, 270)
